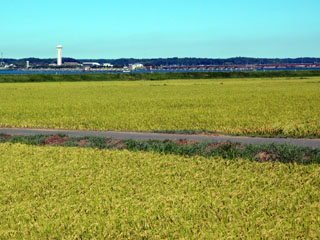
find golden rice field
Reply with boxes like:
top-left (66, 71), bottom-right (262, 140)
top-left (0, 143), bottom-right (319, 239)
top-left (0, 77), bottom-right (319, 137)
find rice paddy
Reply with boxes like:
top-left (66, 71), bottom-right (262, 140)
top-left (0, 77), bottom-right (319, 137)
top-left (0, 143), bottom-right (320, 239)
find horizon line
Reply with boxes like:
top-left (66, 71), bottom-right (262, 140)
top-left (3, 56), bottom-right (320, 60)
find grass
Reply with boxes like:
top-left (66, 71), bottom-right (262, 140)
top-left (1, 134), bottom-right (319, 164)
top-left (0, 143), bottom-right (320, 239)
top-left (152, 129), bottom-right (320, 138)
top-left (0, 77), bottom-right (319, 137)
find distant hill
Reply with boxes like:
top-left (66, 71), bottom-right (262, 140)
top-left (3, 57), bottom-right (320, 67)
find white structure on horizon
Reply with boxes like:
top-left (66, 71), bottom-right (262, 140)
top-left (83, 62), bottom-right (101, 67)
top-left (129, 63), bottom-right (144, 70)
top-left (103, 63), bottom-right (113, 68)
top-left (56, 45), bottom-right (63, 66)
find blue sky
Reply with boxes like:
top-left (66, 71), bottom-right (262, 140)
top-left (2, 0), bottom-right (320, 59)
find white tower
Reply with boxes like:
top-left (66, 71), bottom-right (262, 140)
top-left (56, 45), bottom-right (63, 66)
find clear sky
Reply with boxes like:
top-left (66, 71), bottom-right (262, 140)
top-left (1, 0), bottom-right (320, 59)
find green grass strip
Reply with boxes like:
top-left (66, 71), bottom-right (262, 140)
top-left (1, 70), bottom-right (320, 83)
top-left (1, 134), bottom-right (319, 164)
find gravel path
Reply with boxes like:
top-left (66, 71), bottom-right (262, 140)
top-left (1, 127), bottom-right (320, 148)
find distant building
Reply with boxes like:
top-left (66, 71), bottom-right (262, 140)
top-left (84, 66), bottom-right (91, 71)
top-left (64, 62), bottom-right (81, 67)
top-left (6, 64), bottom-right (16, 69)
top-left (145, 65), bottom-right (153, 70)
top-left (129, 63), bottom-right (144, 70)
top-left (83, 62), bottom-right (101, 67)
top-left (56, 45), bottom-right (63, 66)
top-left (103, 63), bottom-right (113, 68)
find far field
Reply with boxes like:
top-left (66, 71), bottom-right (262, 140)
top-left (0, 77), bottom-right (319, 137)
top-left (0, 143), bottom-right (319, 239)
